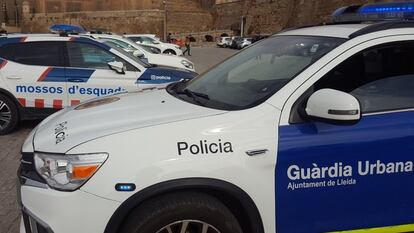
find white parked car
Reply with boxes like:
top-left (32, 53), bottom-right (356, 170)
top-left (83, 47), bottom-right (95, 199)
top-left (125, 34), bottom-right (183, 55)
top-left (217, 36), bottom-right (231, 47)
top-left (19, 2), bottom-right (414, 233)
top-left (89, 34), bottom-right (195, 72)
top-left (238, 38), bottom-right (252, 49)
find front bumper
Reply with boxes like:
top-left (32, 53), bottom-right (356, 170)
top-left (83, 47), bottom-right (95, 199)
top-left (19, 185), bottom-right (120, 233)
top-left (20, 207), bottom-right (53, 233)
top-left (18, 154), bottom-right (121, 233)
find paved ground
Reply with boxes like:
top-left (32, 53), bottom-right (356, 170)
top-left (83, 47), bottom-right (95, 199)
top-left (0, 47), bottom-right (237, 233)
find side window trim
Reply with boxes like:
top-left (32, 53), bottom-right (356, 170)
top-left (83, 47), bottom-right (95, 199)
top-left (363, 107), bottom-right (414, 117)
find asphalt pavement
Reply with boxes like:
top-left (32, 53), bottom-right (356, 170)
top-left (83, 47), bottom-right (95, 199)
top-left (0, 46), bottom-right (238, 233)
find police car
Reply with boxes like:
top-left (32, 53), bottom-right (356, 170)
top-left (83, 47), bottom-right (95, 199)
top-left (88, 33), bottom-right (195, 71)
top-left (0, 33), bottom-right (196, 134)
top-left (18, 2), bottom-right (414, 233)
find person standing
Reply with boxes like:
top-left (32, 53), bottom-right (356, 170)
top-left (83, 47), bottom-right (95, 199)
top-left (183, 35), bottom-right (191, 56)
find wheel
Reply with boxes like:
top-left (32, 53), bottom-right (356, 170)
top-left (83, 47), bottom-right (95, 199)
top-left (0, 94), bottom-right (18, 135)
top-left (163, 49), bottom-right (176, 55)
top-left (120, 192), bottom-right (243, 233)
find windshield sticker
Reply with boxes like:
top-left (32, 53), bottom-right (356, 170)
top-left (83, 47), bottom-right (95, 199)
top-left (177, 139), bottom-right (233, 155)
top-left (310, 44), bottom-right (319, 53)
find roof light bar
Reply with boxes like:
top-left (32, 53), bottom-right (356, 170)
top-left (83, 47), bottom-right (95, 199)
top-left (49, 24), bottom-right (86, 34)
top-left (360, 2), bottom-right (414, 13)
top-left (333, 2), bottom-right (414, 23)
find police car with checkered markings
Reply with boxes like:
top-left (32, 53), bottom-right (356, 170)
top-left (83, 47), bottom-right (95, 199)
top-left (18, 2), bottom-right (414, 233)
top-left (0, 34), bottom-right (196, 135)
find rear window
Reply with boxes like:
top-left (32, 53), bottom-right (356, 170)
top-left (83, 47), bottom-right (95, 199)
top-left (0, 41), bottom-right (64, 66)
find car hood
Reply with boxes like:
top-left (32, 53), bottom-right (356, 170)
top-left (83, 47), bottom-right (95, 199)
top-left (33, 90), bottom-right (226, 153)
top-left (146, 53), bottom-right (193, 71)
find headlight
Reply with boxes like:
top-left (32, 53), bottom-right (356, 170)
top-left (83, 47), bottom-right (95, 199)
top-left (34, 153), bottom-right (108, 191)
top-left (181, 60), bottom-right (194, 69)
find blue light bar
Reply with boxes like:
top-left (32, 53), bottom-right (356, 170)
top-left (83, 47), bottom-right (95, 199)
top-left (360, 2), bottom-right (414, 13)
top-left (332, 2), bottom-right (414, 23)
top-left (49, 24), bottom-right (86, 33)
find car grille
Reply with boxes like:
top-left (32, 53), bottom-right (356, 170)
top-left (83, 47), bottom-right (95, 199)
top-left (22, 210), bottom-right (53, 233)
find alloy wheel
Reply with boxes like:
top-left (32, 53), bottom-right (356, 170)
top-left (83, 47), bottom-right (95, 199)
top-left (0, 100), bottom-right (11, 130)
top-left (156, 220), bottom-right (221, 233)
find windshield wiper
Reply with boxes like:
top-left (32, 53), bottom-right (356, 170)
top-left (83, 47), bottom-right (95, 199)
top-left (174, 88), bottom-right (209, 106)
top-left (184, 89), bottom-right (210, 100)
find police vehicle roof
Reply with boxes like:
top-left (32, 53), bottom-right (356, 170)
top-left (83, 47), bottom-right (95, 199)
top-left (278, 24), bottom-right (369, 39)
top-left (278, 2), bottom-right (414, 39)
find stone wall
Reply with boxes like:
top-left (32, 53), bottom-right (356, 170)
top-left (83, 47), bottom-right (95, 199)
top-left (21, 10), bottom-right (165, 35)
top-left (0, 0), bottom-right (23, 26)
top-left (214, 1), bottom-right (245, 31)
top-left (215, 0), bottom-right (403, 35)
top-left (20, 0), bottom-right (410, 37)
top-left (21, 0), bottom-right (215, 35)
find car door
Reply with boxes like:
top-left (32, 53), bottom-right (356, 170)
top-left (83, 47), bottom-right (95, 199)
top-left (65, 41), bottom-right (139, 106)
top-left (0, 41), bottom-right (67, 110)
top-left (275, 40), bottom-right (414, 232)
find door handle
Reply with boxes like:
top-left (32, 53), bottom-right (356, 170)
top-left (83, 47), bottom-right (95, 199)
top-left (6, 75), bottom-right (21, 80)
top-left (67, 78), bottom-right (85, 83)
top-left (245, 149), bottom-right (269, 156)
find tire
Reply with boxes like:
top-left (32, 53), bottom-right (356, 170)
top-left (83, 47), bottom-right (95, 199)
top-left (163, 49), bottom-right (176, 55)
top-left (0, 94), bottom-right (18, 135)
top-left (120, 192), bottom-right (243, 233)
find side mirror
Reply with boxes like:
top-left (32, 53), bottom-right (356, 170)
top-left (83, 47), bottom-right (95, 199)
top-left (108, 61), bottom-right (125, 74)
top-left (152, 41), bottom-right (160, 44)
top-left (305, 89), bottom-right (361, 123)
top-left (133, 50), bottom-right (145, 58)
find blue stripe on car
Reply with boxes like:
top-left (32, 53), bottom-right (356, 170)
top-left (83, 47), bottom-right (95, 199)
top-left (39, 68), bottom-right (95, 83)
top-left (275, 111), bottom-right (414, 233)
top-left (137, 66), bottom-right (197, 85)
top-left (0, 37), bottom-right (26, 47)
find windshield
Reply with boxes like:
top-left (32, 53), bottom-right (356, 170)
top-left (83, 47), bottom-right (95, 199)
top-left (104, 41), bottom-right (151, 68)
top-left (169, 35), bottom-right (345, 110)
top-left (108, 38), bottom-right (137, 51)
top-left (139, 44), bottom-right (157, 53)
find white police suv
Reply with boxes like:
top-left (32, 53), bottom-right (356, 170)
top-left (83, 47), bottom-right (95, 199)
top-left (18, 2), bottom-right (414, 233)
top-left (0, 34), bottom-right (196, 134)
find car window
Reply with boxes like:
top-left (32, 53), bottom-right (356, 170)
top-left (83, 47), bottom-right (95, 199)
top-left (313, 41), bottom-right (414, 114)
top-left (141, 37), bottom-right (155, 44)
top-left (0, 41), bottom-right (64, 66)
top-left (173, 36), bottom-right (344, 110)
top-left (67, 42), bottom-right (137, 71)
top-left (105, 38), bottom-right (137, 52)
top-left (127, 37), bottom-right (141, 43)
top-left (140, 45), bottom-right (160, 54)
